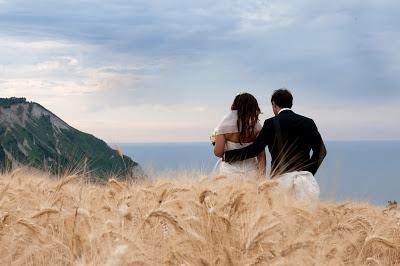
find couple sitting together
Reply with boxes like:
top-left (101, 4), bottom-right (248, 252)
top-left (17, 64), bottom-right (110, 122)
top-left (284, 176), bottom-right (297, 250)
top-left (213, 89), bottom-right (327, 203)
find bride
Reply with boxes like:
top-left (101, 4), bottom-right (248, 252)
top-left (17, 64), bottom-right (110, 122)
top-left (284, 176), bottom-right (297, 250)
top-left (213, 93), bottom-right (266, 179)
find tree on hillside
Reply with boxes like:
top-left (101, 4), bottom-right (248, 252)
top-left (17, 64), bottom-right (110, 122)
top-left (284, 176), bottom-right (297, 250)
top-left (0, 97), bottom-right (27, 107)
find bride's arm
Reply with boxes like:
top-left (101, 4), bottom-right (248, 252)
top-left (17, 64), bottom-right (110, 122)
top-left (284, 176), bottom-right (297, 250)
top-left (257, 150), bottom-right (267, 177)
top-left (214, 134), bottom-right (226, 158)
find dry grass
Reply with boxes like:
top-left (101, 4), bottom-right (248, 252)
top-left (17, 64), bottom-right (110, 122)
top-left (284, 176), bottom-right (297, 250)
top-left (0, 169), bottom-right (399, 266)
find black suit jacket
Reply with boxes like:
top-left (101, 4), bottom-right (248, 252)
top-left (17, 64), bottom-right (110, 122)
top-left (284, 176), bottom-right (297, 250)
top-left (224, 110), bottom-right (327, 176)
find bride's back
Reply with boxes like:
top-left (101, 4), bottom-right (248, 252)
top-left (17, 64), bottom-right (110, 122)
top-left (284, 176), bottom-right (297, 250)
top-left (224, 132), bottom-right (259, 144)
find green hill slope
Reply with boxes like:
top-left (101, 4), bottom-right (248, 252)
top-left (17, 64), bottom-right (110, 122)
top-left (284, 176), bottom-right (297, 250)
top-left (0, 97), bottom-right (142, 179)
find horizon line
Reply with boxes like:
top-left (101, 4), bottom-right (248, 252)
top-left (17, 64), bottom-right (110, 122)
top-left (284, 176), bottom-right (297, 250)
top-left (109, 139), bottom-right (400, 144)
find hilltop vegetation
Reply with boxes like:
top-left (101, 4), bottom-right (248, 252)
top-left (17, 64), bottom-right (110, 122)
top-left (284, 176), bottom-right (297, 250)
top-left (0, 170), bottom-right (399, 265)
top-left (0, 97), bottom-right (27, 107)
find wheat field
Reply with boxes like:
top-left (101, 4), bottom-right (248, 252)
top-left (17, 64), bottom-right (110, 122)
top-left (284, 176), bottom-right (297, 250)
top-left (0, 169), bottom-right (399, 266)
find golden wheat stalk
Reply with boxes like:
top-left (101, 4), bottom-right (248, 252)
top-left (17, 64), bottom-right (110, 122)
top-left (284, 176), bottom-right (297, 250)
top-left (54, 175), bottom-right (79, 192)
top-left (31, 208), bottom-right (59, 218)
top-left (246, 222), bottom-right (282, 251)
top-left (144, 210), bottom-right (184, 233)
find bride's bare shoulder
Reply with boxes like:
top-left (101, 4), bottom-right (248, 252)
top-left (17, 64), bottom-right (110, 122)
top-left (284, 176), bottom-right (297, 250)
top-left (224, 133), bottom-right (240, 143)
top-left (225, 132), bottom-right (259, 143)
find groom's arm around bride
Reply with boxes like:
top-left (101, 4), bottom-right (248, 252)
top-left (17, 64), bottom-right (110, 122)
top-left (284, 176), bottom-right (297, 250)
top-left (223, 89), bottom-right (327, 177)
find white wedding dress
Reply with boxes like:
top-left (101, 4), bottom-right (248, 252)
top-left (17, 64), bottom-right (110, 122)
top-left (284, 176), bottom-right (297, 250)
top-left (214, 141), bottom-right (260, 179)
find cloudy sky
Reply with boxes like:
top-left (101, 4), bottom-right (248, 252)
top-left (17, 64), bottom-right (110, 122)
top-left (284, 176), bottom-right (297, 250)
top-left (0, 0), bottom-right (399, 142)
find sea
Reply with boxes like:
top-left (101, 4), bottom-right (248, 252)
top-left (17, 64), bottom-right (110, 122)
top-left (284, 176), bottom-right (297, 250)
top-left (119, 141), bottom-right (400, 206)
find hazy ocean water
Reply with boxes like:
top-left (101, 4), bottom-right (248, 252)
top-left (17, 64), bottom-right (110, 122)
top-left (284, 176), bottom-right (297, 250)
top-left (120, 141), bottom-right (400, 205)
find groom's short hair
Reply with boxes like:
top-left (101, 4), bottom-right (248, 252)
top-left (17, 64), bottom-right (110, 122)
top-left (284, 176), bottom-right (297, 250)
top-left (271, 89), bottom-right (293, 108)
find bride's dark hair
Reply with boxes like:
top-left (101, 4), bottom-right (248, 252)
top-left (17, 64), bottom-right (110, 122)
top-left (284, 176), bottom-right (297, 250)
top-left (231, 93), bottom-right (261, 144)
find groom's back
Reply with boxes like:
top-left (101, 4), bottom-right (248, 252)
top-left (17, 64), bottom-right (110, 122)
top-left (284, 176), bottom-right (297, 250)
top-left (267, 110), bottom-right (324, 176)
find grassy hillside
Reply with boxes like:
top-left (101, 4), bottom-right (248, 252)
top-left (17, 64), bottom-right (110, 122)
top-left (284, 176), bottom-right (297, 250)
top-left (0, 170), bottom-right (399, 265)
top-left (0, 100), bottom-right (141, 179)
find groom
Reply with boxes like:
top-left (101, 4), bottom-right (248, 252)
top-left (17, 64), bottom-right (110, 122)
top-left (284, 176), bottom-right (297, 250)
top-left (224, 89), bottom-right (327, 177)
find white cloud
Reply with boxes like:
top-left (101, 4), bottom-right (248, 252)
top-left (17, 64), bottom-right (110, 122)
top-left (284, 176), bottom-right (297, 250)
top-left (0, 36), bottom-right (149, 100)
top-left (32, 57), bottom-right (78, 71)
top-left (235, 2), bottom-right (295, 33)
top-left (0, 38), bottom-right (85, 50)
top-left (0, 66), bottom-right (143, 97)
top-left (0, 79), bottom-right (100, 97)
